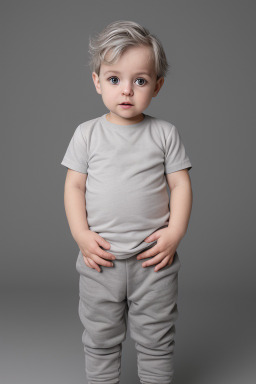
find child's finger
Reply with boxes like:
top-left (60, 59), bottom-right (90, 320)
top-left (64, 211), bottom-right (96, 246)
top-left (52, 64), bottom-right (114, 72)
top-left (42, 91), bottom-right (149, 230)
top-left (97, 247), bottom-right (116, 260)
top-left (89, 253), bottom-right (115, 271)
top-left (154, 255), bottom-right (174, 272)
top-left (83, 256), bottom-right (93, 268)
top-left (83, 255), bottom-right (100, 272)
top-left (87, 258), bottom-right (94, 268)
top-left (140, 253), bottom-right (166, 269)
top-left (137, 243), bottom-right (158, 260)
top-left (88, 256), bottom-right (102, 272)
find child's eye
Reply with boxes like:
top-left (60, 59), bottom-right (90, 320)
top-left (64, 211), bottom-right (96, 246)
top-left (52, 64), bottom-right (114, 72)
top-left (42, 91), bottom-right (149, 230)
top-left (135, 78), bottom-right (147, 86)
top-left (108, 76), bottom-right (119, 85)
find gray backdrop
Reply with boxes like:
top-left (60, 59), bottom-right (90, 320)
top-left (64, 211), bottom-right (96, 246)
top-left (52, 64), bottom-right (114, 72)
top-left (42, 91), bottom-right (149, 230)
top-left (1, 1), bottom-right (256, 383)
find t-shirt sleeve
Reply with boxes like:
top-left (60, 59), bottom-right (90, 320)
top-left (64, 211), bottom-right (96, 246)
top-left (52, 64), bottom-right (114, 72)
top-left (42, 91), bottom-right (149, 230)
top-left (60, 125), bottom-right (88, 174)
top-left (164, 124), bottom-right (192, 174)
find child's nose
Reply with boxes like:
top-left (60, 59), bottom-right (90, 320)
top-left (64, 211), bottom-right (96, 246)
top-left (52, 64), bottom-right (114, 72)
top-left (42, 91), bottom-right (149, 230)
top-left (122, 87), bottom-right (134, 96)
top-left (122, 82), bottom-right (134, 96)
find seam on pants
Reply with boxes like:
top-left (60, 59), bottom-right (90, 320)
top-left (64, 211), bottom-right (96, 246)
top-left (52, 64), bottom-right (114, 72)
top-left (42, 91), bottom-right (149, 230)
top-left (125, 257), bottom-right (128, 298)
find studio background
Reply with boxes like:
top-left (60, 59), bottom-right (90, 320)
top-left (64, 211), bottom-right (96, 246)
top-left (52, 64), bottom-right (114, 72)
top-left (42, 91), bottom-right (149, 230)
top-left (1, 1), bottom-right (255, 383)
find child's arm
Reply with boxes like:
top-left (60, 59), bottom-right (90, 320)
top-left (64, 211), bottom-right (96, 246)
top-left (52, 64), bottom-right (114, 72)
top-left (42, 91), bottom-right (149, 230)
top-left (63, 169), bottom-right (89, 241)
top-left (137, 168), bottom-right (193, 271)
top-left (63, 169), bottom-right (115, 271)
top-left (166, 169), bottom-right (193, 239)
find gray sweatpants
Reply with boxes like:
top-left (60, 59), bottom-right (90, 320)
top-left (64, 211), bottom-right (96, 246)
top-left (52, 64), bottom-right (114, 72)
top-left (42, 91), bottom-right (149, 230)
top-left (75, 246), bottom-right (181, 384)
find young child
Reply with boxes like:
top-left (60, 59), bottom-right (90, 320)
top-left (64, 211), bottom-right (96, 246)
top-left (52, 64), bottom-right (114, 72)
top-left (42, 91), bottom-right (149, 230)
top-left (61, 20), bottom-right (192, 384)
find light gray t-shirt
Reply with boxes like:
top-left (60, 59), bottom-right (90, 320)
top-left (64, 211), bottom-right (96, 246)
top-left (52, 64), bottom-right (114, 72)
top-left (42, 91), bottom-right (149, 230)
top-left (61, 113), bottom-right (192, 259)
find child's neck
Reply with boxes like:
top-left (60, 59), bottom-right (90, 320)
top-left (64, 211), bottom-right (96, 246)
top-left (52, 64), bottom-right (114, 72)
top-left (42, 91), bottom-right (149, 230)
top-left (106, 112), bottom-right (145, 126)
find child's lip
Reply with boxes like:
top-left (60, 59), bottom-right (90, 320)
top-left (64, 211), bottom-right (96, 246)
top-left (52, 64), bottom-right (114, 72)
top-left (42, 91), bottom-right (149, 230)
top-left (119, 104), bottom-right (133, 108)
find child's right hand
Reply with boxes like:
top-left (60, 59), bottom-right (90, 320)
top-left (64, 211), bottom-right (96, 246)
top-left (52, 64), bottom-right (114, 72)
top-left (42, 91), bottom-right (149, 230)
top-left (76, 229), bottom-right (116, 272)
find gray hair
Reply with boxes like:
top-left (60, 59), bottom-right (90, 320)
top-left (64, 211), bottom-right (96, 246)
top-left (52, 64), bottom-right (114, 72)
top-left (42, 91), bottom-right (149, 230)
top-left (88, 20), bottom-right (170, 80)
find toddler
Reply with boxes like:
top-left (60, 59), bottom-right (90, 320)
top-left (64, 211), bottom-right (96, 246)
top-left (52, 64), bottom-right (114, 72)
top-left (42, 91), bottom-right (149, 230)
top-left (61, 20), bottom-right (193, 384)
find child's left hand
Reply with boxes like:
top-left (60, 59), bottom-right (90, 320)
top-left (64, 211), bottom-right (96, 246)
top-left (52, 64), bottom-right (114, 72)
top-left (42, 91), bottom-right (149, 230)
top-left (136, 227), bottom-right (183, 271)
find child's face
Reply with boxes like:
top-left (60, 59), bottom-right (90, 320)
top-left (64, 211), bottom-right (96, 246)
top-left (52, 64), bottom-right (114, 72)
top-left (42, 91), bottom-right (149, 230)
top-left (92, 45), bottom-right (164, 125)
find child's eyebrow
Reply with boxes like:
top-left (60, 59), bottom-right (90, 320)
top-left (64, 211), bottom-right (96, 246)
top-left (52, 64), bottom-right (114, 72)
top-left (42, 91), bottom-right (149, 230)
top-left (103, 70), bottom-right (152, 77)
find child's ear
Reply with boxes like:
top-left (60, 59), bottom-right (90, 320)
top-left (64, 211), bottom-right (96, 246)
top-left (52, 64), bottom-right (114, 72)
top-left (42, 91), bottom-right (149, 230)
top-left (92, 72), bottom-right (102, 94)
top-left (153, 77), bottom-right (164, 97)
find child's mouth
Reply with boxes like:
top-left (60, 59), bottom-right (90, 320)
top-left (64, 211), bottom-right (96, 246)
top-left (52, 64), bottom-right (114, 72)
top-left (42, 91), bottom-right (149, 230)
top-left (119, 103), bottom-right (133, 109)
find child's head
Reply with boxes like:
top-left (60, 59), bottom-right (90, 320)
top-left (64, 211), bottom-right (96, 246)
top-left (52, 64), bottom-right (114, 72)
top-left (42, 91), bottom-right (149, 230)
top-left (88, 20), bottom-right (170, 124)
